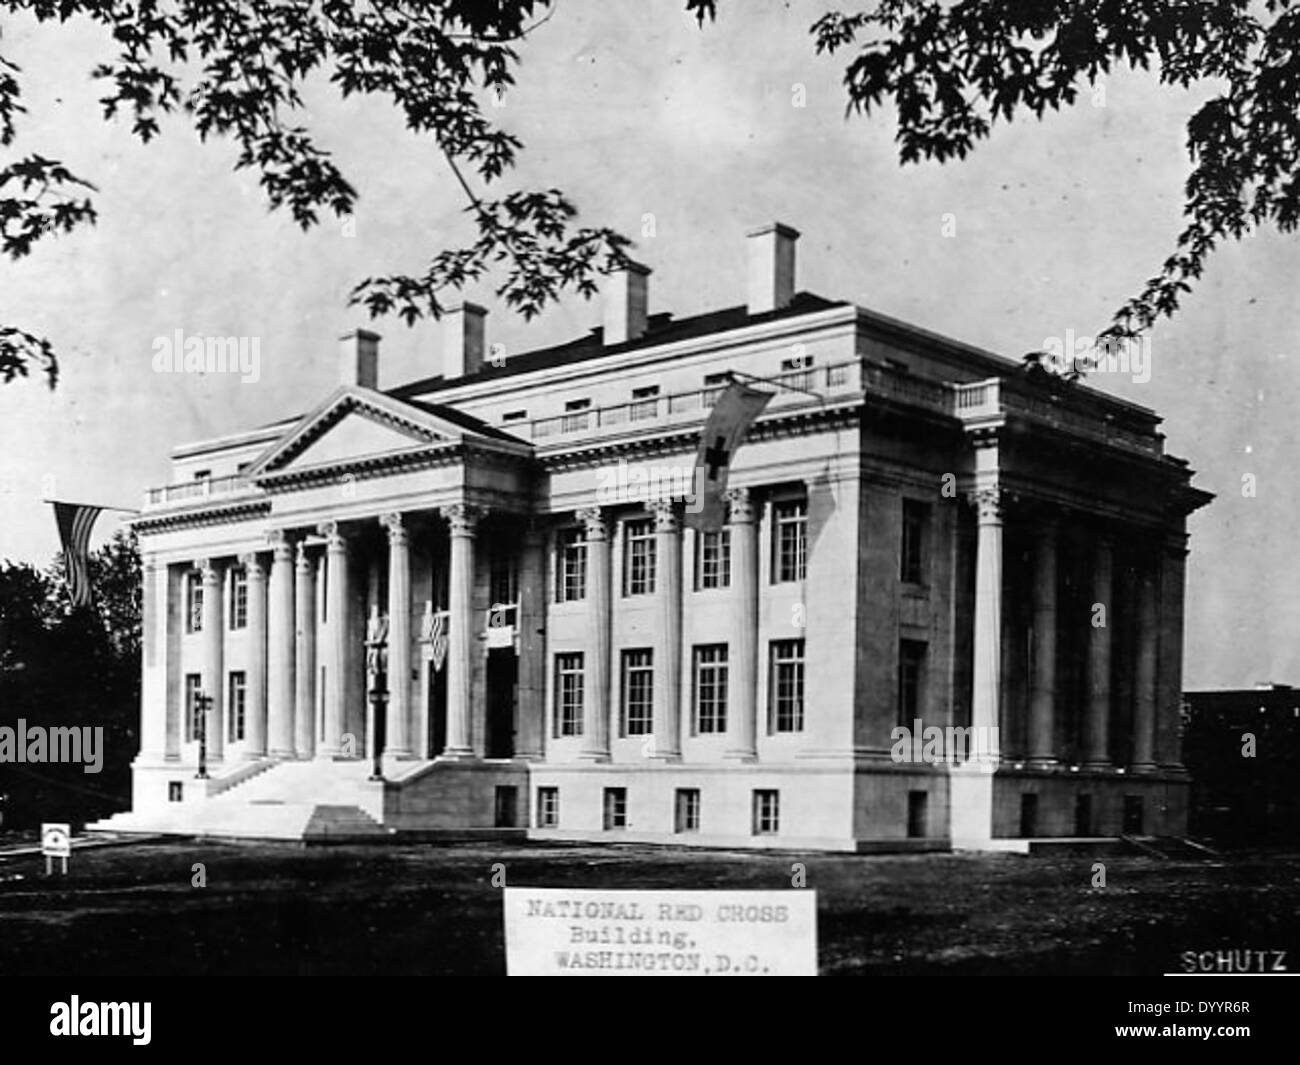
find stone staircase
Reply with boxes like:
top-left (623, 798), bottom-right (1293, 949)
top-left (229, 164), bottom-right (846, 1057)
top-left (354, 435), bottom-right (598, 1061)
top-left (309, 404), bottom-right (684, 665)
top-left (87, 758), bottom-right (397, 842)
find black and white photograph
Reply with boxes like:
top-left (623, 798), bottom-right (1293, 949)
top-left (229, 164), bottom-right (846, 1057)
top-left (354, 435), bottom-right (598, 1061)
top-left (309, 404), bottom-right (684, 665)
top-left (0, 0), bottom-right (1296, 1033)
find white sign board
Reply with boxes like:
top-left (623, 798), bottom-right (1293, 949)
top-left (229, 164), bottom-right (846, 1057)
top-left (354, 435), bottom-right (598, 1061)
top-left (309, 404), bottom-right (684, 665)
top-left (503, 888), bottom-right (817, 976)
top-left (41, 823), bottom-right (71, 859)
top-left (484, 625), bottom-right (515, 650)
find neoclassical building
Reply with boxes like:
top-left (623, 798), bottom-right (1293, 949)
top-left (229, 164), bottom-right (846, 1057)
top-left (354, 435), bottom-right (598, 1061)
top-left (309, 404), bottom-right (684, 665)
top-left (91, 223), bottom-right (1211, 849)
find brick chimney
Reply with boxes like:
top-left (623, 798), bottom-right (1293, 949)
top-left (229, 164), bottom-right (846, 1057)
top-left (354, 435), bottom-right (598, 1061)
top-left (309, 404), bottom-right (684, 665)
top-left (443, 303), bottom-right (487, 378)
top-left (747, 222), bottom-right (800, 315)
top-left (339, 329), bottom-right (380, 389)
top-left (603, 261), bottom-right (651, 346)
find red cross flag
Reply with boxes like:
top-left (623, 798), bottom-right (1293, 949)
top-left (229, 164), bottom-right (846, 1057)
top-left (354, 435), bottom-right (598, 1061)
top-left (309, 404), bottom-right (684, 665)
top-left (684, 380), bottom-right (772, 533)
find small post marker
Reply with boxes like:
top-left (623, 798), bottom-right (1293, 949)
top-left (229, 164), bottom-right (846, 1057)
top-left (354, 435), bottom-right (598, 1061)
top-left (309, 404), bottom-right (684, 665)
top-left (41, 823), bottom-right (71, 877)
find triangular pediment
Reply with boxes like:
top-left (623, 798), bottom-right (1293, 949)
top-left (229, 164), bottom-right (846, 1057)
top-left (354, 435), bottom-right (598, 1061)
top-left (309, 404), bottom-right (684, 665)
top-left (245, 387), bottom-right (467, 479)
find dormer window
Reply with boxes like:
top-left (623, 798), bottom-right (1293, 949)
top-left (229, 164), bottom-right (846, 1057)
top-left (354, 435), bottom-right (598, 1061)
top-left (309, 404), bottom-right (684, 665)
top-left (630, 385), bottom-right (660, 422)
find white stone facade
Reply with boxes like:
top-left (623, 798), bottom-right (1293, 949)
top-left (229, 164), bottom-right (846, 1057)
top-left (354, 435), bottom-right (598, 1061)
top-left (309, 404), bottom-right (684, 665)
top-left (94, 225), bottom-right (1210, 849)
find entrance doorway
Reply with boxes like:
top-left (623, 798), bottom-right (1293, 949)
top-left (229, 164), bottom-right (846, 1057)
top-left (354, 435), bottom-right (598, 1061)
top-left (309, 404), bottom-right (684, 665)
top-left (427, 665), bottom-right (447, 757)
top-left (485, 647), bottom-right (517, 759)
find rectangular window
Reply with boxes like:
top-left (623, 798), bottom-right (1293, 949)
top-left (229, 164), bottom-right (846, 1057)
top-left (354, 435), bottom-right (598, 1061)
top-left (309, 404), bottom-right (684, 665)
top-left (168, 781), bottom-right (184, 803)
top-left (603, 787), bottom-right (627, 830)
top-left (555, 653), bottom-right (585, 737)
top-left (693, 645), bottom-right (729, 735)
top-left (1019, 793), bottom-right (1038, 838)
top-left (556, 527), bottom-right (587, 603)
top-left (227, 670), bottom-right (246, 743)
top-left (185, 572), bottom-right (203, 633)
top-left (537, 787), bottom-right (559, 828)
top-left (907, 791), bottom-right (928, 838)
top-left (769, 639), bottom-right (805, 733)
top-left (630, 384), bottom-right (660, 422)
top-left (228, 566), bottom-right (248, 630)
top-left (897, 639), bottom-right (927, 726)
top-left (753, 790), bottom-right (780, 835)
top-left (623, 518), bottom-right (656, 596)
top-left (494, 785), bottom-right (518, 828)
top-left (562, 397), bottom-right (591, 433)
top-left (184, 673), bottom-right (202, 741)
top-left (621, 649), bottom-right (654, 736)
top-left (675, 789), bottom-right (701, 833)
top-left (501, 409), bottom-right (528, 423)
top-left (772, 500), bottom-right (807, 583)
top-left (489, 554), bottom-right (518, 609)
top-left (901, 499), bottom-right (929, 584)
top-left (695, 528), bottom-right (731, 590)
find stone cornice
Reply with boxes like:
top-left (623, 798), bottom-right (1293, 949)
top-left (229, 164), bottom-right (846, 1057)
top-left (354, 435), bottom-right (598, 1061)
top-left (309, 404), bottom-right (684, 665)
top-left (535, 401), bottom-right (861, 472)
top-left (253, 439), bottom-right (532, 493)
top-left (132, 499), bottom-right (272, 535)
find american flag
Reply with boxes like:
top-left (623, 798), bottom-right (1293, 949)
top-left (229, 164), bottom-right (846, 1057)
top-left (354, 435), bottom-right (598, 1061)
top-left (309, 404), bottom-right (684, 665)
top-left (52, 501), bottom-right (102, 607)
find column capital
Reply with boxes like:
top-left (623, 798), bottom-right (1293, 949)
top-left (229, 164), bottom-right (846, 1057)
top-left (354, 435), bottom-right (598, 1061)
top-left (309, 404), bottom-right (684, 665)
top-left (576, 506), bottom-right (608, 542)
top-left (239, 552), bottom-right (266, 579)
top-left (317, 520), bottom-right (346, 549)
top-left (443, 503), bottom-right (482, 538)
top-left (651, 498), bottom-right (680, 533)
top-left (294, 540), bottom-right (313, 572)
top-left (380, 511), bottom-right (408, 544)
top-left (195, 557), bottom-right (221, 582)
top-left (266, 528), bottom-right (295, 558)
top-left (725, 487), bottom-right (756, 525)
top-left (522, 516), bottom-right (546, 546)
top-left (968, 485), bottom-right (1004, 524)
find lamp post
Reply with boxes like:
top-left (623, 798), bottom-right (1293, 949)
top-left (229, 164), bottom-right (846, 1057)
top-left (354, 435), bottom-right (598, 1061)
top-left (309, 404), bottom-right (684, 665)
top-left (368, 681), bottom-right (387, 781)
top-left (365, 607), bottom-right (388, 781)
top-left (194, 692), bottom-right (213, 780)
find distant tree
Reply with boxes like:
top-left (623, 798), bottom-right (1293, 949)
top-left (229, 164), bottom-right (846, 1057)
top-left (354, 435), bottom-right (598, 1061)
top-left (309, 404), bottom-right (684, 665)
top-left (690, 0), bottom-right (1300, 339)
top-left (0, 530), bottom-right (141, 828)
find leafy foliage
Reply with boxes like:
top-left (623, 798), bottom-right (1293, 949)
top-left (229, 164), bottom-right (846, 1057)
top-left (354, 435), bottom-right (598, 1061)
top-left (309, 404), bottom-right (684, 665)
top-left (0, 0), bottom-right (657, 386)
top-left (801, 0), bottom-right (1300, 337)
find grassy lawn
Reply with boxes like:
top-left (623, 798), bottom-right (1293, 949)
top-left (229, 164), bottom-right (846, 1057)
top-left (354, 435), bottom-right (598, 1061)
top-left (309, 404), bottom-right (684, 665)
top-left (0, 840), bottom-right (1296, 975)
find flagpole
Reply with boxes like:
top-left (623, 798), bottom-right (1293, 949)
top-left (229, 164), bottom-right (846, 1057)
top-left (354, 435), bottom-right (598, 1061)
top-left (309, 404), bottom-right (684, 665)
top-left (44, 498), bottom-right (140, 515)
top-left (725, 369), bottom-right (826, 404)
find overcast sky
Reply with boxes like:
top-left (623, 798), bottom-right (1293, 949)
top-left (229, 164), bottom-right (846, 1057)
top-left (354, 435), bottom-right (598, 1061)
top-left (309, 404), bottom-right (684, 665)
top-left (1, 1), bottom-right (1295, 690)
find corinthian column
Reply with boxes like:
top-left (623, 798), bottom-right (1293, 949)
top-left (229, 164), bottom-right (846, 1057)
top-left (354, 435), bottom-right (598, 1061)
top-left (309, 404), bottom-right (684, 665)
top-left (1027, 518), bottom-right (1058, 766)
top-left (318, 521), bottom-right (348, 757)
top-left (969, 486), bottom-right (1003, 763)
top-left (1131, 563), bottom-right (1159, 771)
top-left (242, 553), bottom-right (268, 758)
top-left (577, 506), bottom-right (611, 761)
top-left (723, 488), bottom-right (759, 761)
top-left (1084, 535), bottom-right (1113, 768)
top-left (382, 512), bottom-right (413, 758)
top-left (442, 504), bottom-right (479, 759)
top-left (294, 542), bottom-right (317, 758)
top-left (267, 531), bottom-right (296, 758)
top-left (651, 500), bottom-right (683, 760)
top-left (198, 558), bottom-right (225, 764)
top-left (516, 521), bottom-right (546, 760)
